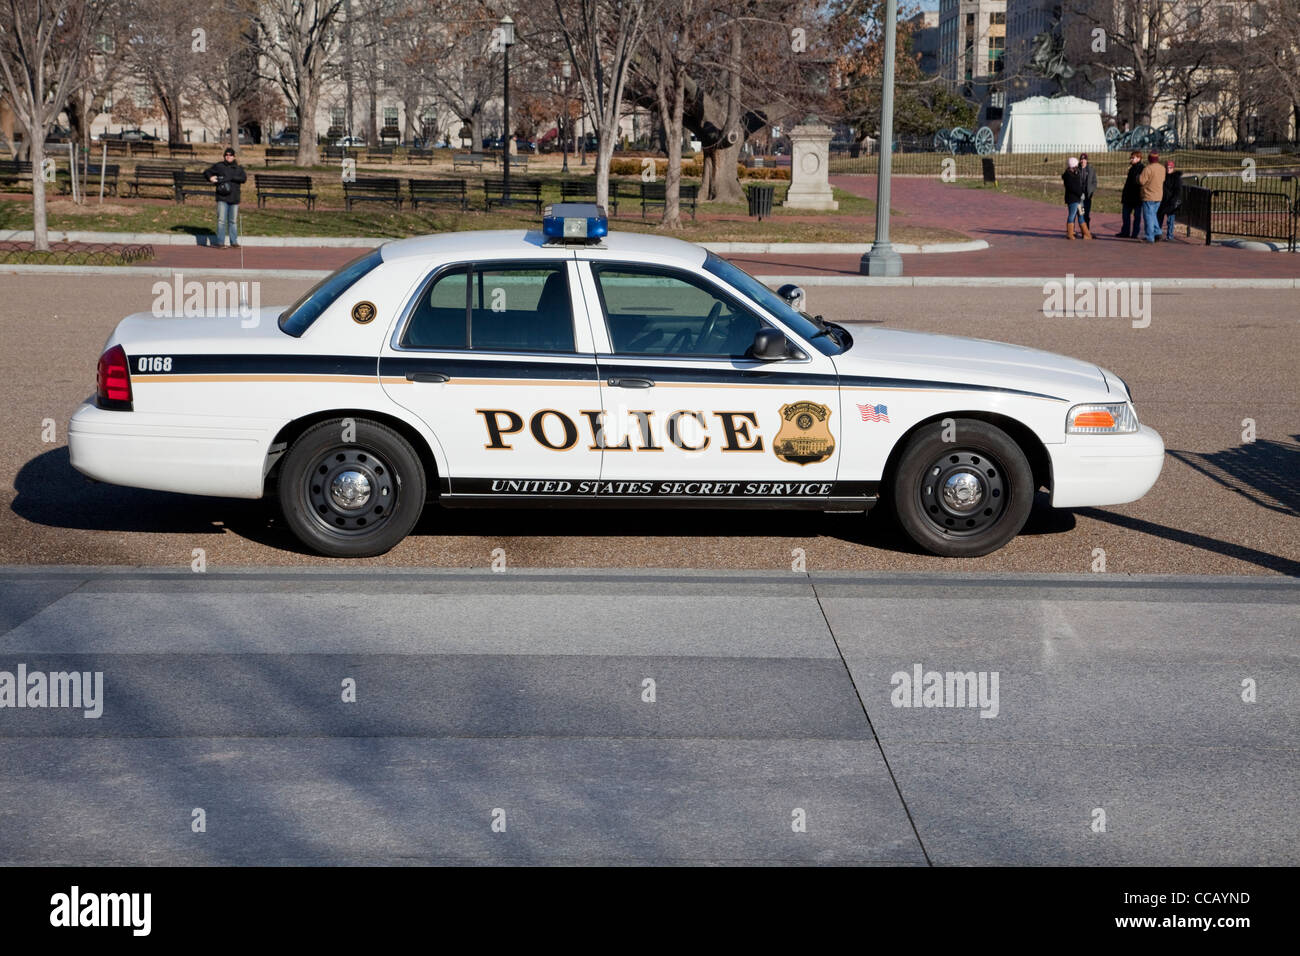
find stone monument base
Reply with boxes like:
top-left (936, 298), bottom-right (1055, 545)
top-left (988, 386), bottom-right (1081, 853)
top-left (783, 119), bottom-right (839, 211)
top-left (998, 96), bottom-right (1108, 154)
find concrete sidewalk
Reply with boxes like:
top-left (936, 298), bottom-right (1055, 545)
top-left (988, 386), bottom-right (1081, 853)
top-left (1, 567), bottom-right (1294, 865)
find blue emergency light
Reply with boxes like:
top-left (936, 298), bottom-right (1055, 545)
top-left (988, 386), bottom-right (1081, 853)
top-left (542, 203), bottom-right (608, 242)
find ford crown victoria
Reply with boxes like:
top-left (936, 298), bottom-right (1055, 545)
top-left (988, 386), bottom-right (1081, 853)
top-left (69, 205), bottom-right (1164, 558)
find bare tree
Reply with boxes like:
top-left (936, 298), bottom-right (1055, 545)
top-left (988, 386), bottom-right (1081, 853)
top-left (419, 0), bottom-right (506, 151)
top-left (1258, 0), bottom-right (1300, 126)
top-left (257, 0), bottom-right (346, 164)
top-left (0, 0), bottom-right (106, 250)
top-left (122, 0), bottom-right (203, 143)
top-left (549, 0), bottom-right (650, 208)
top-left (196, 0), bottom-right (261, 151)
top-left (643, 0), bottom-right (700, 226)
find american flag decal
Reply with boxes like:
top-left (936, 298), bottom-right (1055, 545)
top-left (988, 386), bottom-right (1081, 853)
top-left (857, 403), bottom-right (890, 423)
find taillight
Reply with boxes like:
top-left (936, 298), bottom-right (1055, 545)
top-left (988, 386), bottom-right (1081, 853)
top-left (96, 344), bottom-right (133, 410)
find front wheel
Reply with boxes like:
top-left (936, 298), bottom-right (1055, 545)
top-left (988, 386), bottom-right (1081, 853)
top-left (278, 418), bottom-right (426, 557)
top-left (890, 419), bottom-right (1035, 557)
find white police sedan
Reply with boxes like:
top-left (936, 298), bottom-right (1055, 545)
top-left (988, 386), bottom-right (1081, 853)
top-left (69, 204), bottom-right (1164, 558)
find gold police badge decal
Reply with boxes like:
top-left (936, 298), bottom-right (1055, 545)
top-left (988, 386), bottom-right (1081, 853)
top-left (775, 401), bottom-right (834, 465)
top-left (351, 301), bottom-right (377, 324)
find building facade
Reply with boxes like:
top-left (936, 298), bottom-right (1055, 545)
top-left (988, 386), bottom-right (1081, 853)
top-left (937, 0), bottom-right (1008, 126)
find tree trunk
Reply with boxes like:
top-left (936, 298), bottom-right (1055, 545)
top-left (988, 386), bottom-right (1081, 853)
top-left (226, 101), bottom-right (240, 151)
top-left (595, 133), bottom-right (616, 209)
top-left (704, 23), bottom-right (744, 203)
top-left (469, 110), bottom-right (482, 149)
top-left (367, 86), bottom-right (378, 143)
top-left (30, 137), bottom-right (49, 251)
top-left (296, 74), bottom-right (319, 165)
top-left (656, 58), bottom-right (686, 230)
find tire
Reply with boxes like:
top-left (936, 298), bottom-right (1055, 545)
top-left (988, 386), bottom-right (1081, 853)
top-left (889, 419), bottom-right (1034, 557)
top-left (278, 418), bottom-right (426, 557)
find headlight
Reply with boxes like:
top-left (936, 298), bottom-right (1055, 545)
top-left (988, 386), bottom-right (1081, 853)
top-left (1066, 402), bottom-right (1139, 434)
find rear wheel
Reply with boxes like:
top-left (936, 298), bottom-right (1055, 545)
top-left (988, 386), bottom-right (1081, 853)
top-left (278, 418), bottom-right (425, 557)
top-left (890, 419), bottom-right (1034, 557)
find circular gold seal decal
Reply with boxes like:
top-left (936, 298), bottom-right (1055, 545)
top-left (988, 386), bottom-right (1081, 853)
top-left (351, 301), bottom-right (377, 324)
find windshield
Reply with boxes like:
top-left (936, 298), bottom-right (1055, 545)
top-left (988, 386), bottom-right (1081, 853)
top-left (279, 249), bottom-right (384, 336)
top-left (702, 252), bottom-right (848, 355)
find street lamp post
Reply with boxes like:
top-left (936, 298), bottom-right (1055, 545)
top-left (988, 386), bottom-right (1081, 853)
top-left (500, 14), bottom-right (515, 203)
top-left (561, 61), bottom-right (571, 174)
top-left (860, 0), bottom-right (903, 276)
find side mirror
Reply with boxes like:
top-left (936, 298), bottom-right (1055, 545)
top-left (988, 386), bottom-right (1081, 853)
top-left (776, 283), bottom-right (806, 313)
top-left (750, 327), bottom-right (792, 361)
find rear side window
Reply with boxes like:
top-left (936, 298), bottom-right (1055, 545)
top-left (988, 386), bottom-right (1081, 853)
top-left (401, 263), bottom-right (576, 353)
top-left (279, 249), bottom-right (383, 337)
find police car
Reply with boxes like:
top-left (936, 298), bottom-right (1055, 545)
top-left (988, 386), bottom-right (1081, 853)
top-left (69, 204), bottom-right (1164, 558)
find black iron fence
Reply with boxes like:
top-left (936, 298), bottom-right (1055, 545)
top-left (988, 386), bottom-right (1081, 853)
top-left (1179, 179), bottom-right (1298, 251)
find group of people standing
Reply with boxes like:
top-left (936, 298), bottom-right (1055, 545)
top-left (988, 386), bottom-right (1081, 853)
top-left (1061, 151), bottom-right (1183, 242)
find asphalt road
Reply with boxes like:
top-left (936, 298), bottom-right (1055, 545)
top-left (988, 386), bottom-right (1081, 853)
top-left (2, 276), bottom-right (1297, 574)
top-left (1, 567), bottom-right (1294, 865)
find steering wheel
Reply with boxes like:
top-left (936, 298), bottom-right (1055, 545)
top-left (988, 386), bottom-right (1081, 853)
top-left (698, 301), bottom-right (723, 348)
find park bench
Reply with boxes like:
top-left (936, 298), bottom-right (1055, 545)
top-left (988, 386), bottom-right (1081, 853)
top-left (490, 152), bottom-right (529, 171)
top-left (408, 177), bottom-right (468, 211)
top-left (173, 170), bottom-right (214, 203)
top-left (130, 163), bottom-right (184, 197)
top-left (452, 152), bottom-right (486, 170)
top-left (366, 146), bottom-right (396, 164)
top-left (129, 141), bottom-right (157, 157)
top-left (59, 163), bottom-right (120, 195)
top-left (254, 173), bottom-right (317, 209)
top-left (0, 160), bottom-right (34, 189)
top-left (343, 176), bottom-right (402, 211)
top-left (101, 140), bottom-right (130, 157)
top-left (640, 181), bottom-right (698, 219)
top-left (264, 146), bottom-right (297, 166)
top-left (560, 179), bottom-right (619, 216)
top-left (407, 147), bottom-right (435, 164)
top-left (484, 177), bottom-right (543, 214)
top-left (168, 142), bottom-right (195, 159)
top-left (323, 145), bottom-right (362, 161)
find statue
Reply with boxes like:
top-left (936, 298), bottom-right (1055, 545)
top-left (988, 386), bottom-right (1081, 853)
top-left (1029, 6), bottom-right (1091, 96)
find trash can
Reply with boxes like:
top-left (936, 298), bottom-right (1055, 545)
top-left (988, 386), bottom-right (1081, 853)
top-left (747, 183), bottom-right (775, 221)
top-left (981, 157), bottom-right (996, 185)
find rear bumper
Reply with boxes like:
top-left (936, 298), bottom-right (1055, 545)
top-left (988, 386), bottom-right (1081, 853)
top-left (1049, 425), bottom-right (1165, 508)
top-left (68, 402), bottom-right (271, 499)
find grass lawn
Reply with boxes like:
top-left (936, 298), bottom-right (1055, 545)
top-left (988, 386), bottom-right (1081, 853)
top-left (0, 171), bottom-right (970, 245)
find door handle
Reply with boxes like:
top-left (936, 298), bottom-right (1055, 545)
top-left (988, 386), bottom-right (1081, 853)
top-left (607, 377), bottom-right (654, 388)
top-left (406, 371), bottom-right (450, 383)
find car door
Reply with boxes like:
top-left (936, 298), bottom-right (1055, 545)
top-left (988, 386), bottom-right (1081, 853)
top-left (380, 257), bottom-right (604, 498)
top-left (577, 259), bottom-right (841, 505)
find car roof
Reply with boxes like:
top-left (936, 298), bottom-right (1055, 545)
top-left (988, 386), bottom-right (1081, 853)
top-left (378, 229), bottom-right (708, 269)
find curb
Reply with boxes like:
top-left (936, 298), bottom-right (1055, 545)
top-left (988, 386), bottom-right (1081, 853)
top-left (3, 264), bottom-right (1297, 288)
top-left (0, 229), bottom-right (988, 256)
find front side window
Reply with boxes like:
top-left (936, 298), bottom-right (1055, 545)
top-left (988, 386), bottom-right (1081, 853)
top-left (401, 263), bottom-right (576, 353)
top-left (279, 249), bottom-right (383, 337)
top-left (592, 265), bottom-right (763, 359)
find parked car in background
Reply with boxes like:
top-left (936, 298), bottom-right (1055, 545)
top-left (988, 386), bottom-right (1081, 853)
top-left (270, 127), bottom-right (299, 146)
top-left (99, 129), bottom-right (160, 142)
top-left (333, 135), bottom-right (367, 147)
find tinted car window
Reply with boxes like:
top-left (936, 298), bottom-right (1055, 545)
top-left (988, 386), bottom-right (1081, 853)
top-left (702, 252), bottom-right (847, 356)
top-left (401, 264), bottom-right (575, 353)
top-left (279, 249), bottom-right (383, 337)
top-left (402, 267), bottom-right (469, 349)
top-left (592, 265), bottom-right (762, 358)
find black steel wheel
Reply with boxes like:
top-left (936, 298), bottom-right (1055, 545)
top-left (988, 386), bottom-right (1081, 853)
top-left (890, 419), bottom-right (1034, 557)
top-left (278, 418), bottom-right (425, 557)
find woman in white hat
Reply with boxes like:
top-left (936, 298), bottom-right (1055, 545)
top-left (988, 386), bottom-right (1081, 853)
top-left (1061, 157), bottom-right (1092, 240)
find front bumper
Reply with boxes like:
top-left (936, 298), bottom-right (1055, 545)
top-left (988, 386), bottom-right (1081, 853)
top-left (68, 402), bottom-right (271, 499)
top-left (1048, 425), bottom-right (1165, 508)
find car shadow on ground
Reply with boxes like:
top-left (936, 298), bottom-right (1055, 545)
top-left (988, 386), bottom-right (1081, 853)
top-left (13, 447), bottom-right (1076, 558)
top-left (1166, 438), bottom-right (1299, 518)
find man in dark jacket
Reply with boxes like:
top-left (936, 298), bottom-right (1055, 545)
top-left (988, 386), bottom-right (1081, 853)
top-left (203, 147), bottom-right (247, 248)
top-left (1078, 153), bottom-right (1098, 228)
top-left (1117, 150), bottom-right (1143, 238)
top-left (1157, 159), bottom-right (1183, 242)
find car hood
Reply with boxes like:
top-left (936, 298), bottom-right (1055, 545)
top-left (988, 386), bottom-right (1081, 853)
top-left (834, 326), bottom-right (1112, 401)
